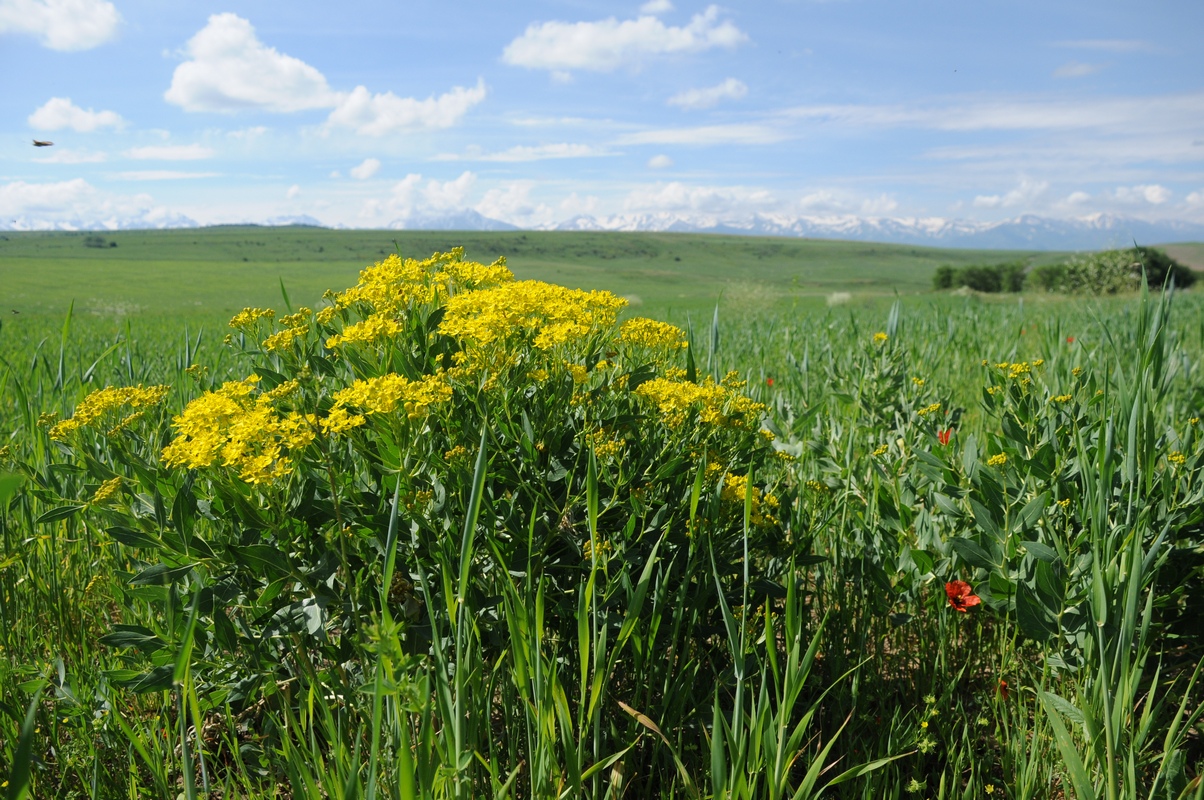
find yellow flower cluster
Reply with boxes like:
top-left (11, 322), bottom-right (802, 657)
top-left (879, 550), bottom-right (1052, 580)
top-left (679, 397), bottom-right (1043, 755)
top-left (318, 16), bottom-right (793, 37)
top-left (325, 313), bottom-right (404, 350)
top-left (1051, 394), bottom-right (1073, 403)
top-left (873, 332), bottom-right (889, 344)
top-left (917, 402), bottom-right (942, 416)
top-left (331, 373), bottom-right (452, 420)
top-left (90, 476), bottom-right (123, 505)
top-left (719, 473), bottom-right (779, 527)
top-left (634, 375), bottom-right (765, 429)
top-left (264, 308), bottom-right (311, 352)
top-left (331, 249), bottom-right (513, 314)
top-left (229, 307), bottom-right (275, 330)
top-left (161, 376), bottom-right (316, 485)
top-left (587, 429), bottom-right (625, 460)
top-left (987, 453), bottom-right (1008, 467)
top-left (50, 384), bottom-right (170, 440)
top-left (440, 281), bottom-right (627, 350)
top-left (619, 317), bottom-right (688, 350)
top-left (872, 444), bottom-right (889, 457)
top-left (1168, 451), bottom-right (1187, 466)
top-left (995, 361), bottom-right (1036, 380)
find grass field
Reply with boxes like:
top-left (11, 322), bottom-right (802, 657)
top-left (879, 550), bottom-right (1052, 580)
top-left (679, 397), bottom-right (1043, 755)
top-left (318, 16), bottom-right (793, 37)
top-left (1, 234), bottom-right (1203, 799)
top-left (0, 226), bottom-right (1069, 318)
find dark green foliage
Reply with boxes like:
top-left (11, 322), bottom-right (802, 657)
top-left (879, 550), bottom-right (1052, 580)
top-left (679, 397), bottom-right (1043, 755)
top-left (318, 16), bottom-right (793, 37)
top-left (932, 260), bottom-right (1027, 292)
top-left (1135, 246), bottom-right (1197, 289)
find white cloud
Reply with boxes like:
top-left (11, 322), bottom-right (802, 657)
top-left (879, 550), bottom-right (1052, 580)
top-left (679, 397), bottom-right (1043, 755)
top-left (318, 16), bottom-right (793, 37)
top-left (667, 78), bottom-right (747, 110)
top-left (325, 80), bottom-right (486, 136)
top-left (1112, 184), bottom-right (1171, 205)
top-left (384, 172), bottom-right (478, 219)
top-left (502, 5), bottom-right (746, 72)
top-left (623, 181), bottom-right (777, 214)
top-left (1065, 191), bottom-right (1091, 205)
top-left (33, 149), bottom-right (107, 164)
top-left (432, 143), bottom-right (611, 162)
top-left (28, 97), bottom-right (124, 132)
top-left (423, 171), bottom-right (477, 209)
top-left (618, 123), bottom-right (785, 146)
top-left (639, 0), bottom-right (673, 13)
top-left (859, 195), bottom-right (898, 215)
top-left (286, 184), bottom-right (301, 200)
top-left (973, 178), bottom-right (1049, 209)
top-left (329, 170), bottom-right (342, 179)
top-left (164, 14), bottom-right (485, 135)
top-left (475, 181), bottom-right (555, 226)
top-left (0, 178), bottom-right (191, 230)
top-left (560, 192), bottom-right (598, 216)
top-left (350, 158), bottom-right (381, 180)
top-left (165, 13), bottom-right (338, 113)
top-left (124, 144), bottom-right (215, 161)
top-left (1187, 190), bottom-right (1204, 207)
top-left (1053, 61), bottom-right (1103, 79)
top-left (648, 154), bottom-right (673, 169)
top-left (112, 171), bottom-right (219, 181)
top-left (0, 0), bottom-right (119, 51)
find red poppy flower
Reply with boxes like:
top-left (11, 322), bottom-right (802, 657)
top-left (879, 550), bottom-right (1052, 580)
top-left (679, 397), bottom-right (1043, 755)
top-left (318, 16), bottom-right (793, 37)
top-left (997, 679), bottom-right (1010, 701)
top-left (766, 377), bottom-right (774, 386)
top-left (937, 428), bottom-right (952, 446)
top-left (1066, 336), bottom-right (1075, 344)
top-left (945, 580), bottom-right (981, 612)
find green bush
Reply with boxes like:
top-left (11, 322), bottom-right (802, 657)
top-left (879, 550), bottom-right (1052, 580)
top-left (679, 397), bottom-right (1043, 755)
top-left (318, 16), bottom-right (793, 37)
top-left (932, 261), bottom-right (1027, 293)
top-left (1028, 246), bottom-right (1195, 294)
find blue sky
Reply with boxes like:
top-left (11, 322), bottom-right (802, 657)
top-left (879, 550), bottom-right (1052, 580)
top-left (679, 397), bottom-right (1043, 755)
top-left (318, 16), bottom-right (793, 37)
top-left (3, 0), bottom-right (1203, 229)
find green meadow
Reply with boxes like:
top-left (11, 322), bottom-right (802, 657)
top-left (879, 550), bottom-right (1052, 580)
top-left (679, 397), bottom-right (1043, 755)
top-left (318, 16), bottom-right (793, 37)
top-left (1, 231), bottom-right (1202, 799)
top-left (0, 226), bottom-right (1064, 318)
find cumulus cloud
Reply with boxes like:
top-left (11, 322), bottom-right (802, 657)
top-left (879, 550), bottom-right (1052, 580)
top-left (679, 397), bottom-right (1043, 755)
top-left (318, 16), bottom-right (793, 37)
top-left (1053, 61), bottom-right (1103, 79)
top-left (325, 80), bottom-right (486, 136)
top-left (648, 154), bottom-right (673, 169)
top-left (1187, 190), bottom-right (1204, 207)
top-left (0, 0), bottom-right (119, 50)
top-left (502, 5), bottom-right (746, 72)
top-left (286, 184), bottom-right (301, 199)
top-left (623, 181), bottom-right (777, 214)
top-left (667, 78), bottom-right (747, 110)
top-left (164, 14), bottom-right (487, 135)
top-left (0, 178), bottom-right (191, 230)
top-left (379, 172), bottom-right (479, 222)
top-left (475, 181), bottom-right (555, 227)
top-left (859, 195), bottom-right (899, 215)
top-left (432, 143), bottom-right (611, 162)
top-left (350, 158), bottom-right (381, 180)
top-left (28, 97), bottom-right (124, 132)
top-left (639, 0), bottom-right (673, 13)
top-left (972, 178), bottom-right (1049, 209)
top-left (1112, 184), bottom-right (1171, 204)
top-left (124, 144), bottom-right (215, 161)
top-left (1065, 191), bottom-right (1091, 205)
top-left (165, 14), bottom-right (338, 112)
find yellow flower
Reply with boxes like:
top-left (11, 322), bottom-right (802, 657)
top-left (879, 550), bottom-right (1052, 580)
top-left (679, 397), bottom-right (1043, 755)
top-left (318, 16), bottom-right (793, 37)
top-left (872, 444), bottom-right (889, 457)
top-left (440, 280), bottom-right (626, 350)
top-left (619, 317), bottom-right (688, 350)
top-left (229, 307), bottom-right (274, 330)
top-left (332, 373), bottom-right (452, 420)
top-left (1051, 394), bottom-right (1073, 403)
top-left (90, 477), bottom-right (123, 505)
top-left (873, 332), bottom-right (889, 343)
top-left (1168, 451), bottom-right (1186, 466)
top-left (634, 375), bottom-right (765, 429)
top-left (987, 453), bottom-right (1008, 467)
top-left (917, 402), bottom-right (942, 416)
top-left (1190, 417), bottom-right (1199, 426)
top-left (912, 377), bottom-right (925, 387)
top-left (50, 384), bottom-right (170, 440)
top-left (320, 405), bottom-right (365, 435)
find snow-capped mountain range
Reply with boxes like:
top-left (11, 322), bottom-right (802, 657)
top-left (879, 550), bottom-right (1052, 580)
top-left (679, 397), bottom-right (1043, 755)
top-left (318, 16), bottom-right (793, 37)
top-left (3, 211), bottom-right (1202, 251)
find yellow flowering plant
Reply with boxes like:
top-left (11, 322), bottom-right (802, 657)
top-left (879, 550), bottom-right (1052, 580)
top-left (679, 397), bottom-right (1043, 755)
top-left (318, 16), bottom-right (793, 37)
top-left (44, 248), bottom-right (792, 776)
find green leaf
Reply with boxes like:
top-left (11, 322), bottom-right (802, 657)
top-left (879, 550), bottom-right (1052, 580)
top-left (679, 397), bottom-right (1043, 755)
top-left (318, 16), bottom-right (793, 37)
top-left (129, 563), bottom-right (193, 586)
top-left (107, 525), bottom-right (164, 550)
top-left (1017, 579), bottom-right (1058, 642)
top-left (35, 503), bottom-right (86, 524)
top-left (950, 537), bottom-right (996, 570)
top-left (99, 625), bottom-right (167, 654)
top-left (1022, 540), bottom-right (1059, 563)
top-left (109, 665), bottom-right (175, 693)
top-left (1040, 692), bottom-right (1097, 800)
top-left (1015, 492), bottom-right (1049, 530)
